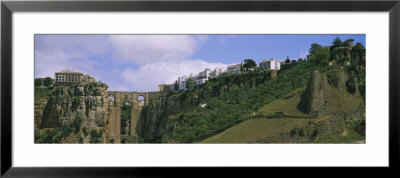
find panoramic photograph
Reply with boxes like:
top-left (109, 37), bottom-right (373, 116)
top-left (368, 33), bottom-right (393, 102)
top-left (34, 34), bottom-right (366, 144)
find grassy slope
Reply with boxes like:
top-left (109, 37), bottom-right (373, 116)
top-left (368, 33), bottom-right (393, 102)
top-left (199, 82), bottom-right (365, 143)
top-left (199, 89), bottom-right (310, 143)
top-left (256, 87), bottom-right (306, 117)
top-left (312, 129), bottom-right (365, 143)
top-left (325, 86), bottom-right (364, 114)
top-left (199, 118), bottom-right (309, 143)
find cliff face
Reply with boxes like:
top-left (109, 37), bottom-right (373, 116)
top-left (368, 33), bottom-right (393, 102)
top-left (292, 68), bottom-right (365, 142)
top-left (297, 68), bottom-right (364, 120)
top-left (35, 81), bottom-right (110, 143)
top-left (136, 92), bottom-right (168, 143)
top-left (297, 70), bottom-right (330, 117)
top-left (135, 70), bottom-right (279, 143)
top-left (34, 98), bottom-right (48, 130)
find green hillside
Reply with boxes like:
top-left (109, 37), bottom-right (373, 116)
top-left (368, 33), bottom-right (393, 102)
top-left (137, 37), bottom-right (366, 143)
top-left (198, 83), bottom-right (365, 143)
top-left (199, 118), bottom-right (309, 143)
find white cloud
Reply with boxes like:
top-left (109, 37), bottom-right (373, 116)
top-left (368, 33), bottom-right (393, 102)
top-left (108, 35), bottom-right (207, 64)
top-left (34, 35), bottom-right (110, 78)
top-left (35, 35), bottom-right (224, 92)
top-left (120, 59), bottom-right (228, 91)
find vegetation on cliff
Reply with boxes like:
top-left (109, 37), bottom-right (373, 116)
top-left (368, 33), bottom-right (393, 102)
top-left (137, 37), bottom-right (366, 143)
top-left (34, 79), bottom-right (109, 144)
top-left (34, 37), bottom-right (365, 144)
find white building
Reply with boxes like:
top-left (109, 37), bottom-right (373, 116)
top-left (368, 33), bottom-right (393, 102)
top-left (209, 67), bottom-right (226, 78)
top-left (194, 68), bottom-right (210, 85)
top-left (171, 66), bottom-right (228, 90)
top-left (196, 78), bottom-right (207, 85)
top-left (198, 68), bottom-right (211, 79)
top-left (177, 76), bottom-right (188, 90)
top-left (55, 70), bottom-right (83, 84)
top-left (259, 58), bottom-right (281, 70)
top-left (227, 64), bottom-right (242, 74)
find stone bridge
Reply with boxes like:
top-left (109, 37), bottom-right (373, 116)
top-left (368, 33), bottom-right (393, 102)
top-left (107, 91), bottom-right (150, 143)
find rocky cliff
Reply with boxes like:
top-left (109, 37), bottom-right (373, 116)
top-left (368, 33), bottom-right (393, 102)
top-left (35, 81), bottom-right (110, 143)
top-left (297, 70), bottom-right (330, 117)
top-left (292, 68), bottom-right (365, 142)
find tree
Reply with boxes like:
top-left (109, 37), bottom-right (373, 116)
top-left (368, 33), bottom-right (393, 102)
top-left (346, 75), bottom-right (357, 95)
top-left (90, 130), bottom-right (101, 143)
top-left (309, 46), bottom-right (330, 66)
top-left (353, 42), bottom-right (365, 50)
top-left (186, 78), bottom-right (195, 91)
top-left (71, 97), bottom-right (80, 112)
top-left (72, 115), bottom-right (82, 134)
top-left (309, 43), bottom-right (322, 55)
top-left (285, 56), bottom-right (291, 64)
top-left (174, 81), bottom-right (179, 91)
top-left (34, 78), bottom-right (43, 87)
top-left (332, 37), bottom-right (343, 48)
top-left (352, 42), bottom-right (366, 66)
top-left (243, 59), bottom-right (257, 71)
top-left (43, 77), bottom-right (53, 87)
top-left (291, 60), bottom-right (297, 63)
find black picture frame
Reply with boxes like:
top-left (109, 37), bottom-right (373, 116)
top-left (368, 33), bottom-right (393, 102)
top-left (1, 0), bottom-right (399, 177)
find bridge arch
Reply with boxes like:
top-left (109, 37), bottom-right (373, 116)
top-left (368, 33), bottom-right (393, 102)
top-left (107, 91), bottom-right (150, 143)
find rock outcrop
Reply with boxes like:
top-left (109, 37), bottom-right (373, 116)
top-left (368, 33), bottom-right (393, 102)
top-left (297, 70), bottom-right (330, 117)
top-left (326, 68), bottom-right (346, 90)
top-left (34, 98), bottom-right (48, 129)
top-left (35, 80), bottom-right (110, 143)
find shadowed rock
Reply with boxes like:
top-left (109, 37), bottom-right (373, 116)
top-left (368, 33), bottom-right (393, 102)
top-left (297, 70), bottom-right (330, 117)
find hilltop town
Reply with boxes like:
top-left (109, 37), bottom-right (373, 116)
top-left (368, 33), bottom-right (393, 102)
top-left (159, 58), bottom-right (285, 92)
top-left (37, 58), bottom-right (285, 92)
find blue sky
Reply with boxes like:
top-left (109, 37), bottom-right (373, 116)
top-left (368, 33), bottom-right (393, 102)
top-left (35, 34), bottom-right (365, 91)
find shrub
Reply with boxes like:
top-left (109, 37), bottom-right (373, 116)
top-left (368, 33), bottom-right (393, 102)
top-left (310, 128), bottom-right (319, 141)
top-left (290, 129), bottom-right (297, 137)
top-left (298, 128), bottom-right (304, 137)
top-left (78, 136), bottom-right (84, 143)
top-left (82, 127), bottom-right (88, 137)
top-left (354, 120), bottom-right (366, 136)
top-left (90, 130), bottom-right (101, 143)
top-left (72, 115), bottom-right (82, 134)
top-left (346, 76), bottom-right (357, 95)
top-left (71, 97), bottom-right (80, 112)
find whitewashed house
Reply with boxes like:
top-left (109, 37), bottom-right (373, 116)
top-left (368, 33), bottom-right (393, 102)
top-left (177, 76), bottom-right (188, 90)
top-left (195, 68), bottom-right (211, 85)
top-left (196, 78), bottom-right (207, 85)
top-left (209, 67), bottom-right (226, 78)
top-left (198, 68), bottom-right (211, 79)
top-left (227, 64), bottom-right (242, 74)
top-left (259, 58), bottom-right (281, 70)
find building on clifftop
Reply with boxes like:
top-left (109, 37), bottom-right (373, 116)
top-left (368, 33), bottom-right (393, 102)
top-left (259, 58), bottom-right (281, 70)
top-left (55, 70), bottom-right (83, 84)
